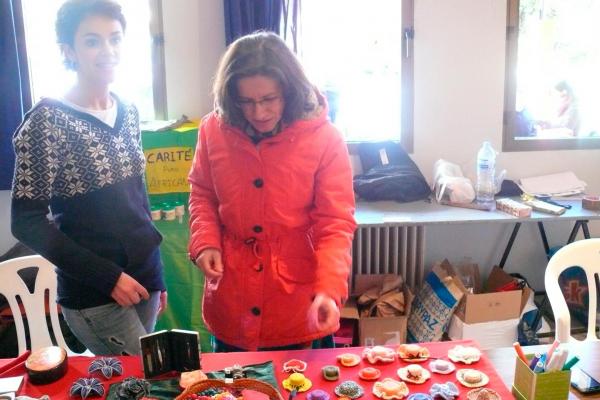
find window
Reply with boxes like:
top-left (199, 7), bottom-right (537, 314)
top-left (20, 0), bottom-right (166, 121)
top-left (298, 0), bottom-right (414, 151)
top-left (503, 0), bottom-right (600, 151)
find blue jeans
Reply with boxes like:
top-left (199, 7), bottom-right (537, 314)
top-left (61, 291), bottom-right (161, 356)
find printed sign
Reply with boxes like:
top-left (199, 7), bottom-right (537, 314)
top-left (144, 146), bottom-right (193, 194)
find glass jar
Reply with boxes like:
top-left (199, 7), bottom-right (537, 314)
top-left (150, 205), bottom-right (161, 221)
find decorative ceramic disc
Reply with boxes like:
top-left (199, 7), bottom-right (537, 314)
top-left (447, 345), bottom-right (481, 364)
top-left (358, 367), bottom-right (381, 381)
top-left (283, 359), bottom-right (307, 373)
top-left (372, 378), bottom-right (409, 400)
top-left (397, 344), bottom-right (430, 362)
top-left (362, 346), bottom-right (396, 364)
top-left (322, 365), bottom-right (341, 381)
top-left (397, 365), bottom-right (431, 384)
top-left (466, 387), bottom-right (501, 400)
top-left (337, 353), bottom-right (361, 367)
top-left (456, 369), bottom-right (489, 388)
top-left (428, 359), bottom-right (455, 375)
top-left (334, 380), bottom-right (364, 399)
top-left (282, 373), bottom-right (312, 392)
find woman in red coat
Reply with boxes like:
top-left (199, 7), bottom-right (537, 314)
top-left (188, 32), bottom-right (356, 351)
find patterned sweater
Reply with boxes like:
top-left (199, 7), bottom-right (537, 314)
top-left (11, 97), bottom-right (165, 309)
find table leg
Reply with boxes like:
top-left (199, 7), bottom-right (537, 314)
top-left (582, 220), bottom-right (591, 239)
top-left (499, 222), bottom-right (521, 269)
top-left (567, 221), bottom-right (582, 243)
top-left (537, 222), bottom-right (550, 259)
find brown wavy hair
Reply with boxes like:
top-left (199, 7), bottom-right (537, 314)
top-left (213, 31), bottom-right (315, 128)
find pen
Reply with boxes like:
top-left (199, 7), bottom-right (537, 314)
top-left (559, 349), bottom-right (568, 369)
top-left (551, 348), bottom-right (569, 372)
top-left (562, 356), bottom-right (580, 371)
top-left (533, 361), bottom-right (545, 373)
top-left (546, 348), bottom-right (564, 372)
top-left (513, 342), bottom-right (528, 364)
top-left (529, 352), bottom-right (541, 370)
top-left (535, 196), bottom-right (572, 209)
top-left (546, 339), bottom-right (560, 366)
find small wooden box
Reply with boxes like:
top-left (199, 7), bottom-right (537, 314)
top-left (512, 354), bottom-right (571, 400)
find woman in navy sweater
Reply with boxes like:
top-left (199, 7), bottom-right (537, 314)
top-left (11, 0), bottom-right (166, 355)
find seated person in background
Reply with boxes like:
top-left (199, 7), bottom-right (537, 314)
top-left (514, 107), bottom-right (537, 137)
top-left (536, 80), bottom-right (581, 137)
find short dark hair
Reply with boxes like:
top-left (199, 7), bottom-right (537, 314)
top-left (213, 31), bottom-right (316, 128)
top-left (56, 0), bottom-right (126, 68)
top-left (555, 80), bottom-right (575, 97)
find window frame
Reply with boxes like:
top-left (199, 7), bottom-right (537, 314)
top-left (20, 0), bottom-right (166, 121)
top-left (301, 0), bottom-right (414, 154)
top-left (149, 0), bottom-right (167, 120)
top-left (502, 0), bottom-right (600, 152)
top-left (400, 0), bottom-right (414, 153)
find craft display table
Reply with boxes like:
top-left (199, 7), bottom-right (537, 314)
top-left (0, 340), bottom-right (513, 399)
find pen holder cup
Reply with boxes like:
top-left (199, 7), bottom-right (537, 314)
top-left (512, 354), bottom-right (571, 400)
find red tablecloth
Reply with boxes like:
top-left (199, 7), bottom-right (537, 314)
top-left (1, 340), bottom-right (514, 399)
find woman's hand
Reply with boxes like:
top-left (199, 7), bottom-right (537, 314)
top-left (158, 290), bottom-right (168, 314)
top-left (308, 293), bottom-right (340, 332)
top-left (111, 272), bottom-right (150, 307)
top-left (194, 248), bottom-right (224, 280)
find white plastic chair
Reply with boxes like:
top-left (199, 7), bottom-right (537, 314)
top-left (0, 255), bottom-right (92, 356)
top-left (544, 238), bottom-right (600, 343)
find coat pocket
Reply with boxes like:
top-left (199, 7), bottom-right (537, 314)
top-left (275, 234), bottom-right (317, 288)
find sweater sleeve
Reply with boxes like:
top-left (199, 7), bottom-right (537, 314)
top-left (11, 199), bottom-right (123, 296)
top-left (188, 119), bottom-right (223, 259)
top-left (11, 106), bottom-right (123, 297)
top-left (310, 126), bottom-right (357, 305)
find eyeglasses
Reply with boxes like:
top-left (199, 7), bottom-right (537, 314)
top-left (236, 95), bottom-right (282, 111)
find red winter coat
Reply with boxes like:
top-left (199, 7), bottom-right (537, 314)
top-left (188, 106), bottom-right (356, 350)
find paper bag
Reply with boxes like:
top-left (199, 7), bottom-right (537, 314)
top-left (407, 260), bottom-right (464, 342)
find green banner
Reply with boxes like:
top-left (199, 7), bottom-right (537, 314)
top-left (141, 128), bottom-right (211, 352)
top-left (153, 215), bottom-right (211, 352)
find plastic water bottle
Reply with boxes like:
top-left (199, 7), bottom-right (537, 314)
top-left (476, 141), bottom-right (496, 205)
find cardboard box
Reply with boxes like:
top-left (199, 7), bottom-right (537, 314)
top-left (333, 317), bottom-right (358, 347)
top-left (341, 274), bottom-right (413, 346)
top-left (512, 354), bottom-right (571, 400)
top-left (452, 265), bottom-right (533, 324)
top-left (447, 314), bottom-right (519, 350)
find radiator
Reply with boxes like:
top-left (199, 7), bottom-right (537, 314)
top-left (351, 225), bottom-right (426, 290)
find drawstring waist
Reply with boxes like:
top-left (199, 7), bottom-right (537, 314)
top-left (223, 228), bottom-right (313, 272)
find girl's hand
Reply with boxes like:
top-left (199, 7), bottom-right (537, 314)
top-left (158, 290), bottom-right (168, 314)
top-left (308, 293), bottom-right (340, 332)
top-left (194, 248), bottom-right (224, 280)
top-left (111, 272), bottom-right (149, 306)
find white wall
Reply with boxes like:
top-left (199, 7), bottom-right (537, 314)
top-left (2, 0), bottom-right (598, 290)
top-left (0, 191), bottom-right (16, 253)
top-left (162, 0), bottom-right (225, 118)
